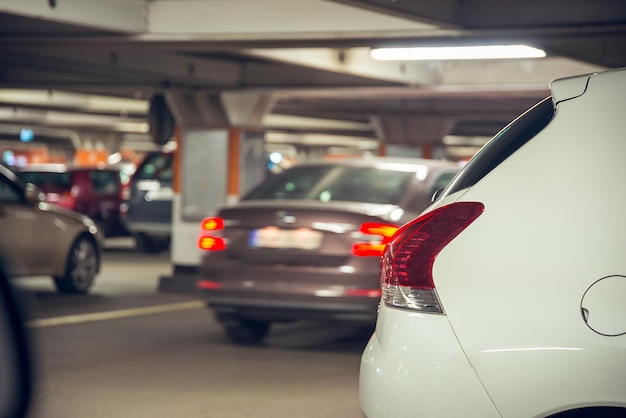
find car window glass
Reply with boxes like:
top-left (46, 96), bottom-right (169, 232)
top-left (441, 97), bottom-right (555, 198)
top-left (16, 172), bottom-right (71, 192)
top-left (430, 171), bottom-right (457, 196)
top-left (244, 165), bottom-right (413, 204)
top-left (244, 165), bottom-right (333, 200)
top-left (0, 175), bottom-right (21, 203)
top-left (314, 167), bottom-right (412, 204)
top-left (90, 171), bottom-right (119, 194)
top-left (135, 153), bottom-right (173, 183)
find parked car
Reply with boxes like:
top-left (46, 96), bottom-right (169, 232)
top-left (196, 157), bottom-right (460, 344)
top-left (15, 164), bottom-right (128, 238)
top-left (120, 151), bottom-right (173, 253)
top-left (0, 164), bottom-right (101, 294)
top-left (0, 252), bottom-right (33, 418)
top-left (359, 68), bottom-right (626, 417)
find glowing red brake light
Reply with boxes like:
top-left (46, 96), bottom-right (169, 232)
top-left (198, 236), bottom-right (226, 251)
top-left (198, 217), bottom-right (226, 251)
top-left (351, 222), bottom-right (399, 257)
top-left (197, 280), bottom-right (222, 290)
top-left (55, 192), bottom-right (77, 210)
top-left (202, 217), bottom-right (224, 231)
top-left (381, 202), bottom-right (483, 313)
top-left (345, 288), bottom-right (382, 298)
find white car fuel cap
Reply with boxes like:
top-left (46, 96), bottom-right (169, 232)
top-left (581, 275), bottom-right (626, 336)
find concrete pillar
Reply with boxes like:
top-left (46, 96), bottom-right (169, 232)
top-left (159, 90), bottom-right (274, 293)
top-left (370, 115), bottom-right (456, 159)
top-left (220, 91), bottom-right (275, 204)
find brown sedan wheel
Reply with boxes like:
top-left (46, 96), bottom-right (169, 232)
top-left (53, 235), bottom-right (99, 294)
top-left (217, 314), bottom-right (271, 345)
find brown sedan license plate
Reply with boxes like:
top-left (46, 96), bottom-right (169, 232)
top-left (249, 227), bottom-right (323, 250)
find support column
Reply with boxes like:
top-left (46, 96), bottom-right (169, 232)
top-left (158, 90), bottom-right (274, 293)
top-left (378, 141), bottom-right (387, 156)
top-left (227, 128), bottom-right (241, 205)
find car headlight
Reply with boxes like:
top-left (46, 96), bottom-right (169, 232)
top-left (81, 216), bottom-right (99, 235)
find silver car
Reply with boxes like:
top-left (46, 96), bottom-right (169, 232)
top-left (0, 164), bottom-right (101, 294)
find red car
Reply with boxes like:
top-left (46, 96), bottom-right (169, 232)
top-left (16, 164), bottom-right (128, 238)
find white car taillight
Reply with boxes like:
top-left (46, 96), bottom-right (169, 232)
top-left (381, 202), bottom-right (484, 313)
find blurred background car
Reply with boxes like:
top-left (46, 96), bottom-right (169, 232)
top-left (359, 68), bottom-right (626, 417)
top-left (196, 157), bottom-right (460, 344)
top-left (0, 164), bottom-right (100, 294)
top-left (120, 150), bottom-right (173, 253)
top-left (0, 252), bottom-right (33, 418)
top-left (15, 164), bottom-right (128, 238)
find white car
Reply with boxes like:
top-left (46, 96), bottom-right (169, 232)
top-left (359, 67), bottom-right (626, 418)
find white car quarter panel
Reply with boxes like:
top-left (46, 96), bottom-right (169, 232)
top-left (431, 69), bottom-right (626, 416)
top-left (359, 305), bottom-right (500, 418)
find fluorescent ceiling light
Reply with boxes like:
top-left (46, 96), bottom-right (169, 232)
top-left (370, 45), bottom-right (546, 61)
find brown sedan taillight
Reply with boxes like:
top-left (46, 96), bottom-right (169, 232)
top-left (197, 217), bottom-right (226, 251)
top-left (351, 222), bottom-right (399, 257)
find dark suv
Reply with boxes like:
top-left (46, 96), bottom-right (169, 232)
top-left (16, 164), bottom-right (127, 238)
top-left (120, 151), bottom-right (173, 253)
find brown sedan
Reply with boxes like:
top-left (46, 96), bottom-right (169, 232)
top-left (197, 157), bottom-right (460, 344)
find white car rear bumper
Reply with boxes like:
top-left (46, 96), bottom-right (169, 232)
top-left (359, 304), bottom-right (501, 418)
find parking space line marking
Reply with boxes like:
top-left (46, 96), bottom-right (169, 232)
top-left (26, 300), bottom-right (205, 328)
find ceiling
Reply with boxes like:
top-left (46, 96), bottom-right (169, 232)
top-left (0, 0), bottom-right (624, 157)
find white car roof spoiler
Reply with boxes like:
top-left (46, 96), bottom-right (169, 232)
top-left (549, 72), bottom-right (592, 104)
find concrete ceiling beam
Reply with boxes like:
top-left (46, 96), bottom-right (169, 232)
top-left (0, 0), bottom-right (148, 33)
top-left (164, 90), bottom-right (276, 129)
top-left (371, 115), bottom-right (456, 145)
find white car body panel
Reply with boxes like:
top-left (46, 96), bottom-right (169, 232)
top-left (360, 307), bottom-right (500, 418)
top-left (360, 67), bottom-right (626, 418)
